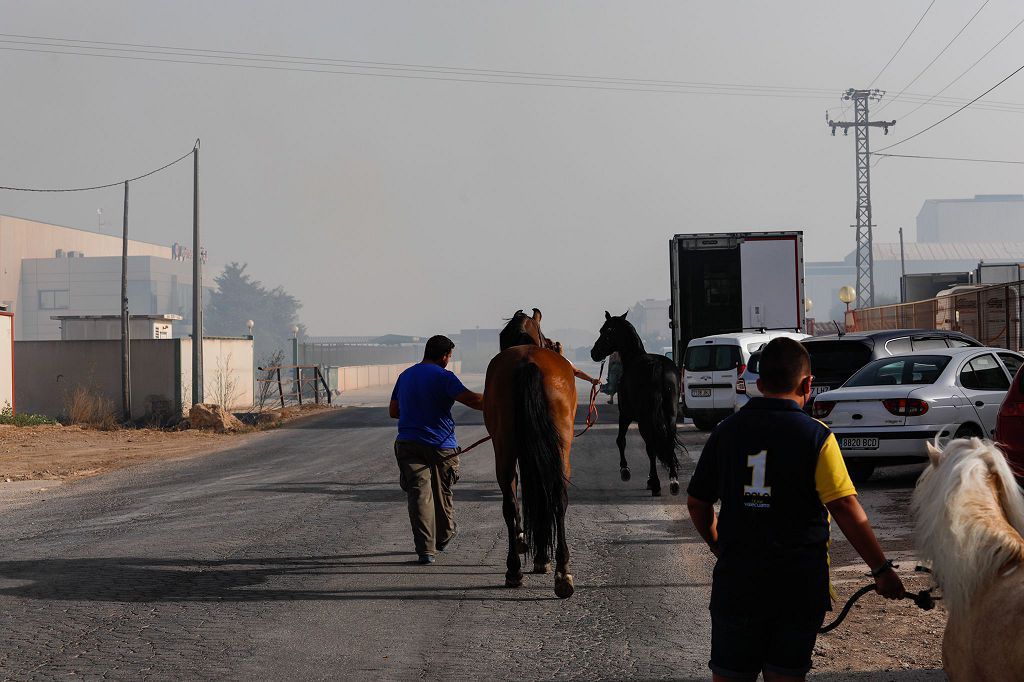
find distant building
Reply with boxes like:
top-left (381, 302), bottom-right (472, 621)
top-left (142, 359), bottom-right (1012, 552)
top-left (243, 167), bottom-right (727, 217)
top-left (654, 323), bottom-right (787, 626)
top-left (628, 298), bottom-right (670, 347)
top-left (917, 194), bottom-right (1024, 243)
top-left (0, 215), bottom-right (212, 340)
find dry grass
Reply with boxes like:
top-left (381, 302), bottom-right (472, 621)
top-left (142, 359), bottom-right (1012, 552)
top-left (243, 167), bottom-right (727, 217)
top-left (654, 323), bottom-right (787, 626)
top-left (63, 386), bottom-right (120, 430)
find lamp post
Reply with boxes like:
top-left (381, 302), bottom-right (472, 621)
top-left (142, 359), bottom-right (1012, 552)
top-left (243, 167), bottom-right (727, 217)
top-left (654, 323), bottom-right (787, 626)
top-left (246, 320), bottom-right (255, 406)
top-left (839, 286), bottom-right (856, 332)
top-left (292, 325), bottom-right (300, 402)
top-left (804, 298), bottom-right (814, 335)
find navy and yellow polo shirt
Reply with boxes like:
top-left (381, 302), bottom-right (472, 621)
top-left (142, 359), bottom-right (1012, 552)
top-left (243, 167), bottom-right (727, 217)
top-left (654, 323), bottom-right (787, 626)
top-left (688, 397), bottom-right (856, 612)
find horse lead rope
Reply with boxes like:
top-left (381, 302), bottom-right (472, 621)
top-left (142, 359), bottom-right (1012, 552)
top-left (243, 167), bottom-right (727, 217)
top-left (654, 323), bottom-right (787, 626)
top-left (455, 360), bottom-right (605, 457)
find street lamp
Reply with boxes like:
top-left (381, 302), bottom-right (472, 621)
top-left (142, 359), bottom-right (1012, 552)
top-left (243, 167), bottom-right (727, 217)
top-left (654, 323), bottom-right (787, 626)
top-left (838, 286), bottom-right (856, 313)
top-left (246, 319), bottom-right (254, 339)
top-left (291, 325), bottom-right (300, 402)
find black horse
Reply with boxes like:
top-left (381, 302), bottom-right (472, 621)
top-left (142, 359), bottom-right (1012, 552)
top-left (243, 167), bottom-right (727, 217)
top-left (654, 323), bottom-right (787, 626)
top-left (591, 311), bottom-right (681, 496)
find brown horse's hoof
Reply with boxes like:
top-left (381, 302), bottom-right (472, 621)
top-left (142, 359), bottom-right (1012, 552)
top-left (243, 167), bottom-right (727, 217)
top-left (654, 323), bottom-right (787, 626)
top-left (505, 574), bottom-right (523, 588)
top-left (554, 573), bottom-right (574, 599)
top-left (620, 467), bottom-right (631, 482)
top-left (533, 562), bottom-right (552, 574)
top-left (516, 534), bottom-right (528, 555)
top-left (670, 479), bottom-right (680, 496)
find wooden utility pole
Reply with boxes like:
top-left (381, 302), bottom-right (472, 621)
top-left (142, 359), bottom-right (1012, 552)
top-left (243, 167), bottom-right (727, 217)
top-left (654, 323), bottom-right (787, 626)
top-left (192, 140), bottom-right (203, 406)
top-left (121, 181), bottom-right (132, 421)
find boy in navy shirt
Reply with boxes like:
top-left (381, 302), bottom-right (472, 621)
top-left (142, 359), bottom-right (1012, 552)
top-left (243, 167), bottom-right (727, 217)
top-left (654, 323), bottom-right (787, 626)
top-left (390, 336), bottom-right (483, 564)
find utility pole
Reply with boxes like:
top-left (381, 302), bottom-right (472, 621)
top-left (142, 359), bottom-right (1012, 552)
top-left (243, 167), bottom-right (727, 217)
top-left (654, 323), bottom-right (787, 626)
top-left (192, 140), bottom-right (203, 406)
top-left (827, 89), bottom-right (895, 310)
top-left (899, 226), bottom-right (907, 303)
top-left (121, 181), bottom-right (132, 421)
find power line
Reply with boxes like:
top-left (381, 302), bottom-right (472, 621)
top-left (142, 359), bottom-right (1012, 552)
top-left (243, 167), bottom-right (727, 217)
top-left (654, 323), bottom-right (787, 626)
top-left (4, 33), bottom-right (1024, 112)
top-left (877, 0), bottom-right (990, 114)
top-left (898, 13), bottom-right (1024, 122)
top-left (0, 141), bottom-right (198, 192)
top-left (876, 60), bottom-right (1024, 152)
top-left (867, 0), bottom-right (936, 88)
top-left (875, 152), bottom-right (1024, 164)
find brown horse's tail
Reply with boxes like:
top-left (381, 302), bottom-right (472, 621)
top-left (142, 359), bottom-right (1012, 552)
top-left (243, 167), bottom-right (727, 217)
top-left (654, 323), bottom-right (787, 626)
top-left (513, 359), bottom-right (566, 561)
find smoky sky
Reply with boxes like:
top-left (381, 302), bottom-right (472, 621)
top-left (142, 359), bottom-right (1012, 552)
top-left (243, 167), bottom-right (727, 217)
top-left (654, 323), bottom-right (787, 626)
top-left (2, 1), bottom-right (1022, 336)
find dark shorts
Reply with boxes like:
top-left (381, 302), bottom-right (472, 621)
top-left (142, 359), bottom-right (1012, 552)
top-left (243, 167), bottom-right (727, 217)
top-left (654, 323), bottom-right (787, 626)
top-left (709, 607), bottom-right (826, 678)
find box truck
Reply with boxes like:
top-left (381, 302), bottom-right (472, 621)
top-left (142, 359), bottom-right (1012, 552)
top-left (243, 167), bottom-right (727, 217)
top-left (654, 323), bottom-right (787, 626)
top-left (669, 231), bottom-right (806, 364)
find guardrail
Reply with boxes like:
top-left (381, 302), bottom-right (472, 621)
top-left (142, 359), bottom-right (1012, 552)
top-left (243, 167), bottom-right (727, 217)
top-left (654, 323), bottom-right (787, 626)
top-left (256, 364), bottom-right (332, 408)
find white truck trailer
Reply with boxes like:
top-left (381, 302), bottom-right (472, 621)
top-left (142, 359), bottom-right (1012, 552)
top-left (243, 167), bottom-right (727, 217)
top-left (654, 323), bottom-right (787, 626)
top-left (669, 231), bottom-right (806, 364)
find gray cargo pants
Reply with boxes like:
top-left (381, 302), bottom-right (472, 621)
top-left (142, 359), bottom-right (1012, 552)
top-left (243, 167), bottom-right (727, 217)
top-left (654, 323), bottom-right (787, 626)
top-left (394, 440), bottom-right (460, 556)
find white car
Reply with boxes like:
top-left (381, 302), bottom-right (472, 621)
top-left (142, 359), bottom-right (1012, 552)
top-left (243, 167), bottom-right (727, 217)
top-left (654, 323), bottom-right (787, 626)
top-left (734, 350), bottom-right (762, 411)
top-left (683, 331), bottom-right (808, 431)
top-left (812, 347), bottom-right (1024, 482)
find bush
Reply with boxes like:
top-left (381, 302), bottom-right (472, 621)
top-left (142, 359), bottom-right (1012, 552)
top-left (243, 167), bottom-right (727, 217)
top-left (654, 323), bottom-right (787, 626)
top-left (0, 402), bottom-right (58, 427)
top-left (63, 386), bottom-right (119, 430)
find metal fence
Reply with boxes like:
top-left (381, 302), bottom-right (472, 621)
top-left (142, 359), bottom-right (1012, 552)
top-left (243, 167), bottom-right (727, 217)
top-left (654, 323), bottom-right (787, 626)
top-left (847, 279), bottom-right (1024, 352)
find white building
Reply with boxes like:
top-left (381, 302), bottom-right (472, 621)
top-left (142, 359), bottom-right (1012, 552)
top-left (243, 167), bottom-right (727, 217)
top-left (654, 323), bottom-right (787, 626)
top-left (917, 194), bottom-right (1024, 243)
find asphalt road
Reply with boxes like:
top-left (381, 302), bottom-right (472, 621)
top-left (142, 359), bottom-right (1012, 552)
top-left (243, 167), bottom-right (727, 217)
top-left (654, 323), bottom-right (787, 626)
top-left (0, 390), bottom-right (719, 681)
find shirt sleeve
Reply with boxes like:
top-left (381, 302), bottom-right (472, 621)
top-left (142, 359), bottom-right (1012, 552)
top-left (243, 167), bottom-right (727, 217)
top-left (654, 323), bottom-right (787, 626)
top-left (390, 377), bottom-right (400, 402)
top-left (687, 429), bottom-right (720, 503)
top-left (444, 370), bottom-right (470, 399)
top-left (815, 434), bottom-right (857, 504)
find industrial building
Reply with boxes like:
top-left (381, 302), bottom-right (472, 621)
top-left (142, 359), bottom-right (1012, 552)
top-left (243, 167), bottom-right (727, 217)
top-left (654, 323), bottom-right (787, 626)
top-left (0, 214), bottom-right (209, 340)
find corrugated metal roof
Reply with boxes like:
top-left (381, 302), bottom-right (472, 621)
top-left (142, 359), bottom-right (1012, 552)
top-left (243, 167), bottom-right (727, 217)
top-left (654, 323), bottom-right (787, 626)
top-left (871, 242), bottom-right (1024, 262)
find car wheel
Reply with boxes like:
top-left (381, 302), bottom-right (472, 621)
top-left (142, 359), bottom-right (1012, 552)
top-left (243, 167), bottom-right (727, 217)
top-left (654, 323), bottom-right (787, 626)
top-left (847, 463), bottom-right (876, 485)
top-left (954, 423), bottom-right (983, 439)
top-left (693, 417), bottom-right (717, 432)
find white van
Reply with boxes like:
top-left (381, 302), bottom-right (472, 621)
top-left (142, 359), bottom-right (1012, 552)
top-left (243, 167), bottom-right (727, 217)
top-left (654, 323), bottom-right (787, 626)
top-left (682, 331), bottom-right (809, 431)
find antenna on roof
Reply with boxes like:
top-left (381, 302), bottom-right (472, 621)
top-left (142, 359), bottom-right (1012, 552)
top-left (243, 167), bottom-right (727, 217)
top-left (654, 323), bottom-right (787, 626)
top-left (833, 320), bottom-right (844, 337)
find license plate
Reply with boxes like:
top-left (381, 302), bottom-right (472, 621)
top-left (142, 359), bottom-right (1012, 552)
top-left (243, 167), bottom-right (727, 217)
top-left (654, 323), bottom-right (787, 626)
top-left (690, 388), bottom-right (712, 398)
top-left (811, 385), bottom-right (831, 396)
top-left (840, 437), bottom-right (879, 450)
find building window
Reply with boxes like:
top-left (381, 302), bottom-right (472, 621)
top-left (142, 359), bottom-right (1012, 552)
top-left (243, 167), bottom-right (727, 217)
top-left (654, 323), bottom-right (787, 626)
top-left (39, 290), bottom-right (70, 310)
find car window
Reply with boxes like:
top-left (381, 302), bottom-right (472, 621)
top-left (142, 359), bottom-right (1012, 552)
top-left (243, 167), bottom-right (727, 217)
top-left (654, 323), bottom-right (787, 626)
top-left (884, 337), bottom-right (912, 354)
top-left (685, 345), bottom-right (742, 372)
top-left (846, 355), bottom-right (951, 387)
top-left (999, 352), bottom-right (1024, 379)
top-left (912, 337), bottom-right (950, 351)
top-left (747, 352), bottom-right (761, 374)
top-left (805, 341), bottom-right (873, 384)
top-left (960, 354), bottom-right (1010, 391)
top-left (946, 338), bottom-right (976, 348)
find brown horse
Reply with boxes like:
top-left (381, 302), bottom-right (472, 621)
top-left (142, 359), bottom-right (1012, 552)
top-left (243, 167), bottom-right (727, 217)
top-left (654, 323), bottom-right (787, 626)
top-left (484, 310), bottom-right (577, 598)
top-left (498, 308), bottom-right (546, 349)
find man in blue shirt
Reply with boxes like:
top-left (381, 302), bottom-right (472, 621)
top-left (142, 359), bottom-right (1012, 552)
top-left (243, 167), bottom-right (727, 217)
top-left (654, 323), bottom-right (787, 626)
top-left (389, 335), bottom-right (484, 564)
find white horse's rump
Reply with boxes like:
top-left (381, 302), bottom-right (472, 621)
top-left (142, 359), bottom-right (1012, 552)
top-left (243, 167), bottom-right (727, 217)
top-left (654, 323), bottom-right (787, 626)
top-left (912, 437), bottom-right (1024, 680)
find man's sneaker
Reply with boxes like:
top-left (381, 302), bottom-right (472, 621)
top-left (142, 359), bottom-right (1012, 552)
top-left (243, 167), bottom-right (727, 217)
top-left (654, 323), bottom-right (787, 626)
top-left (418, 554), bottom-right (435, 565)
top-left (438, 525), bottom-right (458, 552)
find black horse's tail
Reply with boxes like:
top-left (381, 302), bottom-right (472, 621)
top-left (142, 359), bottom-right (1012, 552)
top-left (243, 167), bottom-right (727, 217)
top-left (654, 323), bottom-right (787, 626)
top-left (513, 360), bottom-right (566, 560)
top-left (648, 367), bottom-right (682, 471)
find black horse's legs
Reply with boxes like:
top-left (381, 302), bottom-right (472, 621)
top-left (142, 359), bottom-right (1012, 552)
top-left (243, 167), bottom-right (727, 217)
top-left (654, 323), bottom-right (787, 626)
top-left (500, 477), bottom-right (523, 587)
top-left (640, 426), bottom-right (662, 496)
top-left (553, 497), bottom-right (574, 599)
top-left (616, 411), bottom-right (631, 482)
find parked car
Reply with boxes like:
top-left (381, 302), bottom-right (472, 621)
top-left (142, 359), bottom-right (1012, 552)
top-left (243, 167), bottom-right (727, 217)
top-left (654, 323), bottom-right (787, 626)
top-left (682, 331), bottom-right (808, 431)
top-left (803, 329), bottom-right (981, 407)
top-left (734, 350), bottom-right (762, 410)
top-left (996, 361), bottom-right (1024, 484)
top-left (812, 347), bottom-right (1023, 482)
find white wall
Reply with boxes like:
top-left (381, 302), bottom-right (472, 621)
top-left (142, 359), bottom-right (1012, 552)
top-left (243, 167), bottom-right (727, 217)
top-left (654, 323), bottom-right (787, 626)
top-left (0, 314), bottom-right (12, 411)
top-left (179, 337), bottom-right (255, 410)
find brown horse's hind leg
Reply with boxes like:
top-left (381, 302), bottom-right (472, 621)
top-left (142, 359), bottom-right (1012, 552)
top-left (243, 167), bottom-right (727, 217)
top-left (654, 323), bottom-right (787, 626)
top-left (553, 502), bottom-right (573, 599)
top-left (500, 478), bottom-right (524, 587)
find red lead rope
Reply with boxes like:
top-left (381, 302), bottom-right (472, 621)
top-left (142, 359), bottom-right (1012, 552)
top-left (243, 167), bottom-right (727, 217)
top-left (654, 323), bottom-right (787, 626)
top-left (455, 360), bottom-right (605, 456)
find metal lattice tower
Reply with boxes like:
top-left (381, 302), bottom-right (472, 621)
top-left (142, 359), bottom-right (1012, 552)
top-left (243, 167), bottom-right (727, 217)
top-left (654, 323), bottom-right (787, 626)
top-left (827, 89), bottom-right (895, 309)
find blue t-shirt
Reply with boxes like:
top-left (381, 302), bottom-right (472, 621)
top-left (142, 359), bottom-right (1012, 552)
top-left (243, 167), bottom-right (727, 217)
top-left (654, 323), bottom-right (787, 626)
top-left (391, 363), bottom-right (469, 448)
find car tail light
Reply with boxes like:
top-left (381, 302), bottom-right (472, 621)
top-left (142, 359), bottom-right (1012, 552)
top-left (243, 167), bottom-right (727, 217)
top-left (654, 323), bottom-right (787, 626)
top-left (1001, 402), bottom-right (1024, 417)
top-left (736, 378), bottom-right (746, 394)
top-left (883, 398), bottom-right (929, 417)
top-left (737, 363), bottom-right (746, 376)
top-left (812, 400), bottom-right (835, 418)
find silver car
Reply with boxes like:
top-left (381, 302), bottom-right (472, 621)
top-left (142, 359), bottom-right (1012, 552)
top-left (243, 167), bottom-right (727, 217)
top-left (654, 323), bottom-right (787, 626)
top-left (811, 347), bottom-right (1024, 482)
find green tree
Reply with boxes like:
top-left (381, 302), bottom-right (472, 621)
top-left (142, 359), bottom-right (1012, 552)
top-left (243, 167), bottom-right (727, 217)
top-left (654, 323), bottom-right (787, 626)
top-left (205, 262), bottom-right (304, 359)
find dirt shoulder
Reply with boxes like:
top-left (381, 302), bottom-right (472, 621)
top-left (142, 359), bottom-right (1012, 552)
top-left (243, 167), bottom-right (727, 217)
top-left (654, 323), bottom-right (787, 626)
top-left (0, 404), bottom-right (335, 482)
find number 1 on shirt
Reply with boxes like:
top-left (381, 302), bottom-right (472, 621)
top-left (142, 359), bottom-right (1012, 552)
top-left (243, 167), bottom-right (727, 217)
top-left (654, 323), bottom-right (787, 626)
top-left (744, 451), bottom-right (771, 497)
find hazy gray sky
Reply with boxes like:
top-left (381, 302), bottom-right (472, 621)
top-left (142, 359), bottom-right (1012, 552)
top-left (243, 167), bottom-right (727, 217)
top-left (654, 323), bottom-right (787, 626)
top-left (2, 1), bottom-right (1023, 336)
